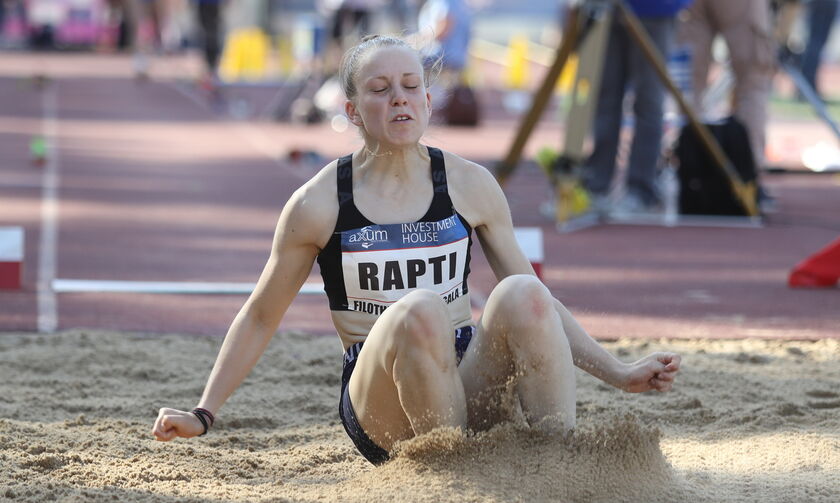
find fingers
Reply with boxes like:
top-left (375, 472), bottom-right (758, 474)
top-left (649, 367), bottom-right (678, 392)
top-left (657, 352), bottom-right (682, 372)
top-left (152, 413), bottom-right (174, 441)
top-left (152, 408), bottom-right (186, 442)
top-left (649, 376), bottom-right (673, 392)
top-left (642, 354), bottom-right (679, 393)
top-left (617, 351), bottom-right (681, 393)
top-left (154, 424), bottom-right (175, 441)
top-left (656, 370), bottom-right (678, 382)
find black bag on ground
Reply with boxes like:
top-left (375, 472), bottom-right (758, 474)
top-left (443, 84), bottom-right (480, 126)
top-left (674, 116), bottom-right (758, 216)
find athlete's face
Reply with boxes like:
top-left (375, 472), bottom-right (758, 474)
top-left (346, 46), bottom-right (432, 148)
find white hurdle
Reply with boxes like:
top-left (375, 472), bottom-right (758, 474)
top-left (513, 227), bottom-right (545, 280)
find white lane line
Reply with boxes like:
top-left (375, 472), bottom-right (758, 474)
top-left (52, 279), bottom-right (324, 295)
top-left (37, 85), bottom-right (59, 333)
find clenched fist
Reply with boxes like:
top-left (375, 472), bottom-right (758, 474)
top-left (152, 408), bottom-right (205, 441)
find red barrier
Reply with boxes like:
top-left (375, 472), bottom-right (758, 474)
top-left (0, 227), bottom-right (23, 290)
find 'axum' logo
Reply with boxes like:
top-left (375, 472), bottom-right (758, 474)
top-left (347, 226), bottom-right (389, 248)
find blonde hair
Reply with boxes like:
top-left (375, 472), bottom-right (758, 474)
top-left (338, 34), bottom-right (442, 101)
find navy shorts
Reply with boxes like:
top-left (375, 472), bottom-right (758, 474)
top-left (338, 325), bottom-right (474, 465)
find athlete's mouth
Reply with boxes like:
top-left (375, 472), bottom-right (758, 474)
top-left (391, 114), bottom-right (413, 122)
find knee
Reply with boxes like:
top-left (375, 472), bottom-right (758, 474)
top-left (390, 289), bottom-right (452, 354)
top-left (491, 274), bottom-right (556, 330)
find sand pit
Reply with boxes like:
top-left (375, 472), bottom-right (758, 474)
top-left (1, 330), bottom-right (838, 502)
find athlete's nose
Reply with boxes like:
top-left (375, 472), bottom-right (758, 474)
top-left (391, 88), bottom-right (408, 106)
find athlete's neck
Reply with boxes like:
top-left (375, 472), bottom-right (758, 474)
top-left (356, 142), bottom-right (430, 190)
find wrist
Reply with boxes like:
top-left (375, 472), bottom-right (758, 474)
top-left (601, 359), bottom-right (631, 390)
top-left (574, 354), bottom-right (626, 388)
top-left (616, 365), bottom-right (632, 391)
top-left (191, 407), bottom-right (215, 436)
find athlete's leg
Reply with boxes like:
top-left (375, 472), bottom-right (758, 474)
top-left (459, 274), bottom-right (575, 433)
top-left (348, 289), bottom-right (466, 451)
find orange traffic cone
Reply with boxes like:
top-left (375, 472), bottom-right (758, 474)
top-left (788, 237), bottom-right (840, 288)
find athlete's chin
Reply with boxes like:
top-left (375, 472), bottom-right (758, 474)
top-left (382, 134), bottom-right (424, 148)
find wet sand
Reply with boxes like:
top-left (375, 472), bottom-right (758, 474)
top-left (1, 330), bottom-right (838, 502)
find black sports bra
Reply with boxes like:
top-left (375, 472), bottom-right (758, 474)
top-left (316, 146), bottom-right (474, 318)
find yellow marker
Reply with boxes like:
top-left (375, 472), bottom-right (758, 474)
top-left (557, 54), bottom-right (578, 94)
top-left (571, 185), bottom-right (590, 214)
top-left (220, 28), bottom-right (270, 82)
top-left (506, 35), bottom-right (529, 89)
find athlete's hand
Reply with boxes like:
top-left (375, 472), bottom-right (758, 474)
top-left (620, 352), bottom-right (681, 393)
top-left (152, 407), bottom-right (205, 441)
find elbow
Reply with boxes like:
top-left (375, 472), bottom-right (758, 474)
top-left (238, 302), bottom-right (277, 337)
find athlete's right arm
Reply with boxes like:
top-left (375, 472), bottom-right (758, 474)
top-left (153, 170), bottom-right (337, 441)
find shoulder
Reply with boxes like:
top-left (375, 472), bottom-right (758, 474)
top-left (440, 149), bottom-right (508, 227)
top-left (441, 150), bottom-right (499, 193)
top-left (277, 159), bottom-right (340, 250)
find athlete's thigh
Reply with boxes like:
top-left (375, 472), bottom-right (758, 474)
top-left (347, 293), bottom-right (454, 448)
top-left (347, 318), bottom-right (414, 447)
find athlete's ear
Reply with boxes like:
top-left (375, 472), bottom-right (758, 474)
top-left (426, 91), bottom-right (432, 113)
top-left (345, 100), bottom-right (363, 127)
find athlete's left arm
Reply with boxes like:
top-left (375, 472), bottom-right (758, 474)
top-left (454, 160), bottom-right (680, 393)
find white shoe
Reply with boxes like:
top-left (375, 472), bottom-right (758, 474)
top-left (589, 193), bottom-right (612, 218)
top-left (609, 193), bottom-right (660, 220)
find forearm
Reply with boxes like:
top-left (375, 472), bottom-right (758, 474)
top-left (553, 299), bottom-right (626, 388)
top-left (195, 308), bottom-right (277, 415)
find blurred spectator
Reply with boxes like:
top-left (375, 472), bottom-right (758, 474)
top-left (323, 0), bottom-right (385, 73)
top-left (390, 0), bottom-right (419, 32)
top-left (425, 0), bottom-right (472, 85)
top-left (417, 0), bottom-right (473, 109)
top-left (678, 0), bottom-right (776, 185)
top-left (800, 0), bottom-right (839, 100)
top-left (193, 0), bottom-right (225, 88)
top-left (126, 0), bottom-right (165, 79)
top-left (583, 0), bottom-right (692, 216)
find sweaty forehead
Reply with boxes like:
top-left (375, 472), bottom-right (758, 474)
top-left (358, 46), bottom-right (423, 81)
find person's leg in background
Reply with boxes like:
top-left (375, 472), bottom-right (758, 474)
top-left (800, 0), bottom-right (839, 99)
top-left (715, 0), bottom-right (775, 175)
top-left (196, 0), bottom-right (223, 86)
top-left (583, 16), bottom-right (630, 213)
top-left (620, 15), bottom-right (675, 210)
top-left (678, 0), bottom-right (716, 117)
top-left (127, 0), bottom-right (161, 79)
top-left (126, 0), bottom-right (147, 78)
top-left (0, 2), bottom-right (5, 44)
